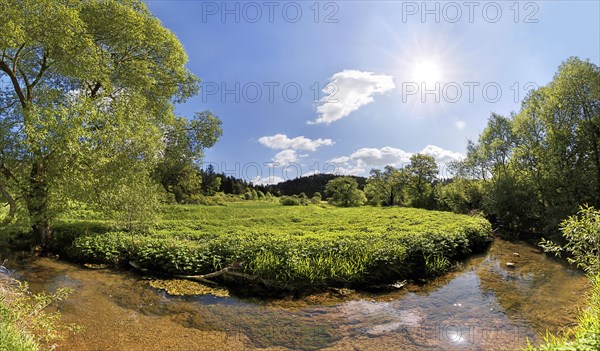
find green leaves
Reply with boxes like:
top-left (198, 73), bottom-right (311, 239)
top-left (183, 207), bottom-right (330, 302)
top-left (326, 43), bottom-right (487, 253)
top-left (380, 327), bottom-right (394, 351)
top-left (457, 58), bottom-right (600, 236)
top-left (541, 205), bottom-right (600, 275)
top-left (0, 0), bottom-right (219, 243)
top-left (61, 203), bottom-right (492, 289)
top-left (325, 177), bottom-right (366, 207)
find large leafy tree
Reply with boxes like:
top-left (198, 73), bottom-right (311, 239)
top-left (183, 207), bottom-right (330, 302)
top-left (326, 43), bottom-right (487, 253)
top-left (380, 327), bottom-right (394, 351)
top-left (155, 112), bottom-right (222, 202)
top-left (458, 57), bottom-right (600, 235)
top-left (405, 154), bottom-right (438, 208)
top-left (325, 177), bottom-right (366, 207)
top-left (365, 166), bottom-right (408, 206)
top-left (0, 0), bottom-right (206, 246)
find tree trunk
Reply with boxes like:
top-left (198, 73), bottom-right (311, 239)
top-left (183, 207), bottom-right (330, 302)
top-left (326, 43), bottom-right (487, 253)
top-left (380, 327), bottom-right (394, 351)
top-left (26, 158), bottom-right (51, 248)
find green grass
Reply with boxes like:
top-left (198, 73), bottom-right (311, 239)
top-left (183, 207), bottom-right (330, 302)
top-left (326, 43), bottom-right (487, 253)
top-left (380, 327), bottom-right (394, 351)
top-left (0, 277), bottom-right (72, 351)
top-left (525, 274), bottom-right (600, 351)
top-left (0, 319), bottom-right (37, 351)
top-left (53, 202), bottom-right (492, 289)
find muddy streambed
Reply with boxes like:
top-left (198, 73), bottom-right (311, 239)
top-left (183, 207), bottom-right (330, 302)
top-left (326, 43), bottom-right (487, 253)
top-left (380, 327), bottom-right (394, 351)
top-left (3, 239), bottom-right (590, 351)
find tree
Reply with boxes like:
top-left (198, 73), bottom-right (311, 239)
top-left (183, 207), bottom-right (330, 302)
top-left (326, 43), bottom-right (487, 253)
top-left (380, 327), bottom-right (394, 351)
top-left (459, 58), bottom-right (600, 235)
top-left (364, 166), bottom-right (408, 206)
top-left (0, 0), bottom-right (204, 246)
top-left (436, 178), bottom-right (484, 214)
top-left (325, 177), bottom-right (366, 207)
top-left (405, 154), bottom-right (438, 208)
top-left (155, 112), bottom-right (222, 202)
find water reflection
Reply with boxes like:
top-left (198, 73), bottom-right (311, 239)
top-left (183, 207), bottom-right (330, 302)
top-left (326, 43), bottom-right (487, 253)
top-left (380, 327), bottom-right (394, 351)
top-left (2, 239), bottom-right (589, 351)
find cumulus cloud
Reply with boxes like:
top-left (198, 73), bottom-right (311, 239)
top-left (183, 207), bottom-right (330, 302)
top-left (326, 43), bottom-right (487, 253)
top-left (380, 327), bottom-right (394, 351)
top-left (420, 145), bottom-right (465, 164)
top-left (455, 120), bottom-right (466, 130)
top-left (309, 70), bottom-right (395, 125)
top-left (258, 134), bottom-right (334, 151)
top-left (350, 147), bottom-right (412, 168)
top-left (272, 149), bottom-right (298, 165)
top-left (326, 145), bottom-right (464, 176)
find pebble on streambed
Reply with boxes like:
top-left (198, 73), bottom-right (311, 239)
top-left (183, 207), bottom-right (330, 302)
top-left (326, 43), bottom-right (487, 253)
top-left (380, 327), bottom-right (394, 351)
top-left (148, 279), bottom-right (230, 297)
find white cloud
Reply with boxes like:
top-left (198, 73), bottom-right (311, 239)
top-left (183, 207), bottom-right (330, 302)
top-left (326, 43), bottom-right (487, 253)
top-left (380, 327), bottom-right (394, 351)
top-left (258, 134), bottom-right (334, 151)
top-left (327, 156), bottom-right (350, 164)
top-left (326, 145), bottom-right (464, 176)
top-left (335, 165), bottom-right (367, 176)
top-left (420, 145), bottom-right (465, 164)
top-left (455, 120), bottom-right (466, 131)
top-left (309, 70), bottom-right (395, 125)
top-left (272, 149), bottom-right (298, 165)
top-left (350, 147), bottom-right (412, 167)
top-left (251, 175), bottom-right (284, 186)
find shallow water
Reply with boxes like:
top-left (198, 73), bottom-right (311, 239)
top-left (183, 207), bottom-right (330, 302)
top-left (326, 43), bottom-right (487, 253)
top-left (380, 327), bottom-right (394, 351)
top-left (3, 239), bottom-right (590, 351)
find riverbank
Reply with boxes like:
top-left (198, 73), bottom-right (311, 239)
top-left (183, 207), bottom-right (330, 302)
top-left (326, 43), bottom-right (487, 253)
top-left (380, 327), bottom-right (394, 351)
top-left (44, 203), bottom-right (492, 291)
top-left (2, 238), bottom-right (589, 351)
top-left (526, 274), bottom-right (599, 350)
top-left (1, 266), bottom-right (37, 351)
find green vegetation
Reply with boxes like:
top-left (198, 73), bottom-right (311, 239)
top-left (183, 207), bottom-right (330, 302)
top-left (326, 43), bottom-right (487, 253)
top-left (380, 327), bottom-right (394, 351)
top-left (0, 273), bottom-right (74, 351)
top-left (0, 0), bottom-right (219, 248)
top-left (452, 58), bottom-right (600, 236)
top-left (325, 177), bottom-right (367, 207)
top-left (526, 207), bottom-right (600, 350)
top-left (48, 202), bottom-right (491, 290)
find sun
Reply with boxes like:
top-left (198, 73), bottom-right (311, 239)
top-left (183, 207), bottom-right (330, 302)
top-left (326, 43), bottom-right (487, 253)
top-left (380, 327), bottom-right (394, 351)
top-left (411, 60), bottom-right (442, 84)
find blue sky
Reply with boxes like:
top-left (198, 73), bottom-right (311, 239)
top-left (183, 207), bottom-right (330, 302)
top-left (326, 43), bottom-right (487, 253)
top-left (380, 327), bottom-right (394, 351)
top-left (146, 0), bottom-right (600, 184)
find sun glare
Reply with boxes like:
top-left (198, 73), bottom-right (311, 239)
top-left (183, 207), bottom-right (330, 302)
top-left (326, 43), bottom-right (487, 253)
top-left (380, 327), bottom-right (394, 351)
top-left (412, 60), bottom-right (442, 84)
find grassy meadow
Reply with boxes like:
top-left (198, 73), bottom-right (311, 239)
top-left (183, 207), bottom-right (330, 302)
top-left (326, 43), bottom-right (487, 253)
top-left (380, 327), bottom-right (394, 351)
top-left (46, 202), bottom-right (492, 290)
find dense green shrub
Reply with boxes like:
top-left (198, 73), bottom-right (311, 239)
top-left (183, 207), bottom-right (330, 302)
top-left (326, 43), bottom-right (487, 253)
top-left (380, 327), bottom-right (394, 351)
top-left (280, 195), bottom-right (308, 206)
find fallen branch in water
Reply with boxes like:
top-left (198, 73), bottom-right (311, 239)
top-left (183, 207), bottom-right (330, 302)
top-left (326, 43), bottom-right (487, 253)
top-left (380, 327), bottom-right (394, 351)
top-left (128, 261), bottom-right (275, 287)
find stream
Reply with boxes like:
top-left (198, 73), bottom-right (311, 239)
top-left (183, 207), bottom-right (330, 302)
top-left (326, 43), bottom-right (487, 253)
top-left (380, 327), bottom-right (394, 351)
top-left (2, 239), bottom-right (590, 351)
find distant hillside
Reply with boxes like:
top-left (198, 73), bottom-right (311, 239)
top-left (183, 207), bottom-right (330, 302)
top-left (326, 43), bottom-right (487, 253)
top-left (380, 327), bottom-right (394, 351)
top-left (257, 174), bottom-right (367, 198)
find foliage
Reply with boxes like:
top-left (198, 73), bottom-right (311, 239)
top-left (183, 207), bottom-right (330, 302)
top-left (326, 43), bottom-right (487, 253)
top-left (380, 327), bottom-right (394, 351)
top-left (256, 173), bottom-right (367, 198)
top-left (540, 206), bottom-right (600, 275)
top-left (54, 202), bottom-right (492, 289)
top-left (0, 271), bottom-right (76, 351)
top-left (405, 154), bottom-right (438, 209)
top-left (456, 58), bottom-right (600, 236)
top-left (527, 207), bottom-right (600, 350)
top-left (0, 0), bottom-right (209, 246)
top-left (365, 166), bottom-right (408, 206)
top-left (155, 112), bottom-right (222, 203)
top-left (436, 179), bottom-right (484, 214)
top-left (95, 171), bottom-right (163, 233)
top-left (325, 177), bottom-right (367, 207)
top-left (280, 195), bottom-right (308, 206)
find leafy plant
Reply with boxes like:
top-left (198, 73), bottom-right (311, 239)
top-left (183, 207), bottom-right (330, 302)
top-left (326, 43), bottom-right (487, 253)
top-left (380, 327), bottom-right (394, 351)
top-left (540, 205), bottom-right (600, 274)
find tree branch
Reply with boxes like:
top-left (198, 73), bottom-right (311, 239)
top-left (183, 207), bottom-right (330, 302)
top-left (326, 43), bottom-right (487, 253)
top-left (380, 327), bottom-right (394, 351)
top-left (30, 53), bottom-right (49, 92)
top-left (0, 61), bottom-right (27, 108)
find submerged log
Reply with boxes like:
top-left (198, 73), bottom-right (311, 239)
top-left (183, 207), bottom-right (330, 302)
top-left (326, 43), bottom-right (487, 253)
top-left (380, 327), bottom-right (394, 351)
top-left (128, 261), bottom-right (276, 287)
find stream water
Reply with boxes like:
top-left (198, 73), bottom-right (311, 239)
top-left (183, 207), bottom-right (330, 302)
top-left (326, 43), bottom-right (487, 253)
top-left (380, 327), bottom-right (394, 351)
top-left (2, 239), bottom-right (590, 351)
